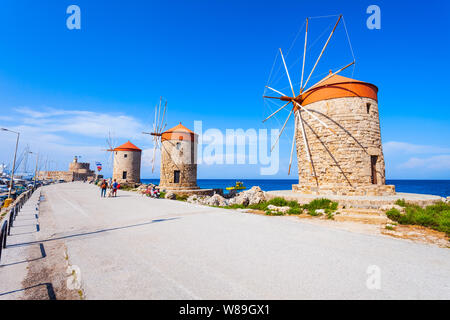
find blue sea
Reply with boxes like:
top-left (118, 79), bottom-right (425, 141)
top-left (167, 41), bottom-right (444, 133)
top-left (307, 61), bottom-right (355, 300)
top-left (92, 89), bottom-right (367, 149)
top-left (141, 179), bottom-right (450, 197)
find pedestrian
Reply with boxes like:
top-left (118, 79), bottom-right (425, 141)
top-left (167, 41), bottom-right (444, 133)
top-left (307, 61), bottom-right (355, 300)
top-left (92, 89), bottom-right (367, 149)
top-left (112, 179), bottom-right (118, 197)
top-left (100, 179), bottom-right (107, 198)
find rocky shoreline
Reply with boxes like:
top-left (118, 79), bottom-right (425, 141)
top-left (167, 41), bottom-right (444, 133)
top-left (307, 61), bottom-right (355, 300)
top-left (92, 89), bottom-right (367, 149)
top-left (131, 183), bottom-right (450, 208)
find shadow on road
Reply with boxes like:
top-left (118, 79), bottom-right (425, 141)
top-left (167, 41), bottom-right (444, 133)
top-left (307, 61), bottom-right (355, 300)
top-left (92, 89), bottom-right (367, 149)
top-left (0, 244), bottom-right (46, 268)
top-left (8, 217), bottom-right (180, 249)
top-left (0, 282), bottom-right (56, 300)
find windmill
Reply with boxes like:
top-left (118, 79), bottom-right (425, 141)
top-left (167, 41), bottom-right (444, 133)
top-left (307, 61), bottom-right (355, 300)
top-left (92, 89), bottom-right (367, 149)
top-left (143, 97), bottom-right (168, 173)
top-left (263, 14), bottom-right (355, 181)
top-left (103, 131), bottom-right (117, 170)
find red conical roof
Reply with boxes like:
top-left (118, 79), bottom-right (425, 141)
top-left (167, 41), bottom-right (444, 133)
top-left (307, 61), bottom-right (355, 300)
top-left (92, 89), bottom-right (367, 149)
top-left (161, 123), bottom-right (196, 142)
top-left (309, 74), bottom-right (366, 88)
top-left (164, 123), bottom-right (194, 134)
top-left (299, 73), bottom-right (378, 106)
top-left (113, 141), bottom-right (142, 152)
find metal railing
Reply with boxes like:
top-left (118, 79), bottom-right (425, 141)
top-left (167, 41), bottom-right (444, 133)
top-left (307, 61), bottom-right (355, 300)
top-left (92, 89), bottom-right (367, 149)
top-left (0, 187), bottom-right (37, 262)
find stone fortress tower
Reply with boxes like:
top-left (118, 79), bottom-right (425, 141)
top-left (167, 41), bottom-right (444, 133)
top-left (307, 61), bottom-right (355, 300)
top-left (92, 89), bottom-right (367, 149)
top-left (159, 123), bottom-right (199, 190)
top-left (69, 156), bottom-right (93, 176)
top-left (293, 74), bottom-right (395, 196)
top-left (112, 141), bottom-right (142, 184)
top-left (38, 156), bottom-right (96, 182)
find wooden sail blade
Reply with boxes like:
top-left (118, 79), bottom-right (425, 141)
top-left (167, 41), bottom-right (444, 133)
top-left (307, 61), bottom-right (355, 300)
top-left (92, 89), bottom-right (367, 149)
top-left (271, 107), bottom-right (293, 152)
top-left (298, 111), bottom-right (318, 184)
top-left (156, 97), bottom-right (162, 133)
top-left (159, 101), bottom-right (168, 134)
top-left (301, 61), bottom-right (355, 95)
top-left (301, 15), bottom-right (342, 91)
top-left (265, 86), bottom-right (287, 97)
top-left (279, 48), bottom-right (296, 98)
top-left (152, 104), bottom-right (158, 133)
top-left (263, 101), bottom-right (291, 123)
top-left (151, 142), bottom-right (157, 173)
top-left (295, 102), bottom-right (336, 135)
top-left (288, 111), bottom-right (298, 175)
top-left (300, 18), bottom-right (309, 93)
top-left (263, 96), bottom-right (284, 100)
top-left (297, 110), bottom-right (311, 163)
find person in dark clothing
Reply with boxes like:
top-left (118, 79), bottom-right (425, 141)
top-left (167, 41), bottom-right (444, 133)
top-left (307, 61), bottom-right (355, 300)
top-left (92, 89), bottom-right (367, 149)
top-left (100, 179), bottom-right (107, 197)
top-left (112, 179), bottom-right (118, 197)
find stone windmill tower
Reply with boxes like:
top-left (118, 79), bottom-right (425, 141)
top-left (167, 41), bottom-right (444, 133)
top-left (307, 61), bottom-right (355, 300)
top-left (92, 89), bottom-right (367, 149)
top-left (263, 15), bottom-right (394, 196)
top-left (107, 140), bottom-right (142, 184)
top-left (159, 123), bottom-right (199, 190)
top-left (143, 98), bottom-right (199, 190)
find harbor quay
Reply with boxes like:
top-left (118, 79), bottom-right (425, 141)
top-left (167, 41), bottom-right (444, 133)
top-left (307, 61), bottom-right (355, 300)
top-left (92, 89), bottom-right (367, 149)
top-left (0, 182), bottom-right (449, 300)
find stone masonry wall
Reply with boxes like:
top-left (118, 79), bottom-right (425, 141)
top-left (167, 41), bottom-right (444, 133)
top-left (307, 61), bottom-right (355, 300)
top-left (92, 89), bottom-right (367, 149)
top-left (112, 150), bottom-right (141, 183)
top-left (159, 138), bottom-right (198, 190)
top-left (294, 96), bottom-right (394, 196)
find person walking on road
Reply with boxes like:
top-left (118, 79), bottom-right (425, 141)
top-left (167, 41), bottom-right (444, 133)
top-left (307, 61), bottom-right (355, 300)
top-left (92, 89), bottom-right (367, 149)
top-left (112, 179), bottom-right (118, 197)
top-left (100, 179), bottom-right (107, 198)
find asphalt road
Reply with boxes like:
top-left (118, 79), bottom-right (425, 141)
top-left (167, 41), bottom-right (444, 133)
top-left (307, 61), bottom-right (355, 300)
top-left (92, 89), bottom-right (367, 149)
top-left (16, 182), bottom-right (450, 299)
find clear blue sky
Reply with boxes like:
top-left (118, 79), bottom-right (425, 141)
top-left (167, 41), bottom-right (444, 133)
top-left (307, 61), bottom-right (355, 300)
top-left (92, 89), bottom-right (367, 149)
top-left (0, 0), bottom-right (449, 179)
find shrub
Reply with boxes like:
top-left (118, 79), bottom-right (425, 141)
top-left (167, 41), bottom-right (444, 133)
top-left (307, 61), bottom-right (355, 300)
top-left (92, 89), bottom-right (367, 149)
top-left (303, 198), bottom-right (338, 216)
top-left (224, 204), bottom-right (246, 209)
top-left (288, 200), bottom-right (301, 208)
top-left (221, 196), bottom-right (304, 215)
top-left (386, 208), bottom-right (402, 221)
top-left (386, 201), bottom-right (450, 236)
top-left (265, 210), bottom-right (285, 216)
top-left (287, 207), bottom-right (302, 215)
top-left (248, 202), bottom-right (270, 211)
top-left (176, 194), bottom-right (188, 201)
top-left (267, 197), bottom-right (289, 207)
top-left (395, 199), bottom-right (407, 207)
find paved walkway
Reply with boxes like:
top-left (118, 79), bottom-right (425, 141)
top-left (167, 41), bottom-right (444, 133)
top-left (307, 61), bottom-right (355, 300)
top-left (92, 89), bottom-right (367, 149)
top-left (0, 190), bottom-right (47, 299)
top-left (1, 182), bottom-right (449, 299)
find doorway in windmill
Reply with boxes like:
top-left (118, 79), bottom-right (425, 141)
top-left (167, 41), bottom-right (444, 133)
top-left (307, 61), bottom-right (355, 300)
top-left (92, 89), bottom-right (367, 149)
top-left (370, 156), bottom-right (377, 184)
top-left (174, 170), bottom-right (180, 183)
top-left (122, 171), bottom-right (127, 180)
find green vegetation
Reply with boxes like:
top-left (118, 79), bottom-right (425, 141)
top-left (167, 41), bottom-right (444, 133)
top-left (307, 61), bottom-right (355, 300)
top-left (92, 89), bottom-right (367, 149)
top-left (287, 207), bottom-right (303, 215)
top-left (159, 191), bottom-right (166, 199)
top-left (386, 202), bottom-right (450, 236)
top-left (265, 209), bottom-right (285, 216)
top-left (222, 196), bottom-right (338, 217)
top-left (176, 194), bottom-right (188, 201)
top-left (302, 198), bottom-right (338, 216)
top-left (222, 197), bottom-right (301, 214)
top-left (385, 225), bottom-right (395, 231)
top-left (119, 185), bottom-right (134, 191)
top-left (267, 197), bottom-right (289, 207)
top-left (395, 199), bottom-right (407, 207)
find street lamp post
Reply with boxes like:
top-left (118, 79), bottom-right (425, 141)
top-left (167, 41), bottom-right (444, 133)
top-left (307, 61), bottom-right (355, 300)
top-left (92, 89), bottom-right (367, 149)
top-left (1, 128), bottom-right (20, 199)
top-left (29, 151), bottom-right (39, 188)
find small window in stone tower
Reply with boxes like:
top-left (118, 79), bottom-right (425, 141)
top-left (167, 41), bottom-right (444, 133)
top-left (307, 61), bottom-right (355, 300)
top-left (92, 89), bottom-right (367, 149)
top-left (176, 142), bottom-right (181, 150)
top-left (124, 154), bottom-right (127, 158)
top-left (122, 171), bottom-right (127, 180)
top-left (174, 170), bottom-right (180, 183)
top-left (366, 103), bottom-right (371, 114)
